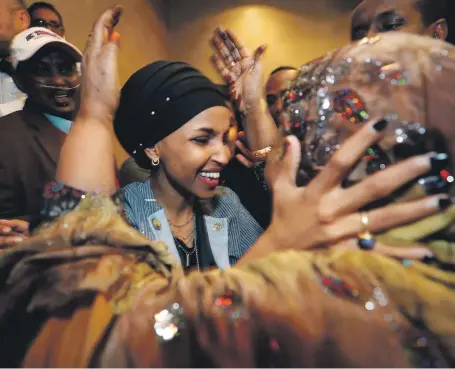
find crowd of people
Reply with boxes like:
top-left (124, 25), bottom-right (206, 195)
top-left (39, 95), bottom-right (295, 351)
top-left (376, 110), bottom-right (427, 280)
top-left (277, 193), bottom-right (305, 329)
top-left (0, 0), bottom-right (455, 366)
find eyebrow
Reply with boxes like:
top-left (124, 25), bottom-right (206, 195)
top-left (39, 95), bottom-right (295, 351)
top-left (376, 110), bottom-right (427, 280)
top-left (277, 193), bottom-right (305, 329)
top-left (376, 9), bottom-right (401, 20)
top-left (195, 127), bottom-right (217, 135)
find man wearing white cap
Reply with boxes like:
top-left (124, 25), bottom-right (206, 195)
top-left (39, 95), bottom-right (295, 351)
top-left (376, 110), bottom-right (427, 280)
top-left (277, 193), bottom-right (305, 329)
top-left (0, 27), bottom-right (81, 243)
top-left (0, 0), bottom-right (30, 117)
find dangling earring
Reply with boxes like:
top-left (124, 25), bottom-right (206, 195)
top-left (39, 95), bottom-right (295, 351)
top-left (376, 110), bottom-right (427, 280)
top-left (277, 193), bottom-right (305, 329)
top-left (434, 32), bottom-right (439, 39)
top-left (151, 157), bottom-right (160, 166)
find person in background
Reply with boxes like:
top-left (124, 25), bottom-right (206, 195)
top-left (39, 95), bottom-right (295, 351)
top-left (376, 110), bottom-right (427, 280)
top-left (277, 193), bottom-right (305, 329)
top-left (0, 27), bottom-right (81, 247)
top-left (351, 0), bottom-right (453, 44)
top-left (265, 66), bottom-right (299, 126)
top-left (0, 0), bottom-right (30, 117)
top-left (27, 2), bottom-right (65, 38)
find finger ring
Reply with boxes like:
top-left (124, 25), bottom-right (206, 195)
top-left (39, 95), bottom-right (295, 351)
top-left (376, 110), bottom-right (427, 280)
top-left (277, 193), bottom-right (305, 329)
top-left (357, 213), bottom-right (375, 250)
top-left (361, 213), bottom-right (369, 232)
top-left (229, 61), bottom-right (236, 68)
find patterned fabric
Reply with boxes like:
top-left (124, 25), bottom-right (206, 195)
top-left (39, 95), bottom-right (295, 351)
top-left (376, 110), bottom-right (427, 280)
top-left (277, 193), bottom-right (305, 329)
top-left (36, 181), bottom-right (124, 227)
top-left (122, 180), bottom-right (264, 265)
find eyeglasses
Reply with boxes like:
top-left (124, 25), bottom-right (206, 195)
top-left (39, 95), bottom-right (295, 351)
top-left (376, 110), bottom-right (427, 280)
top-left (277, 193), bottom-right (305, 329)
top-left (30, 19), bottom-right (65, 33)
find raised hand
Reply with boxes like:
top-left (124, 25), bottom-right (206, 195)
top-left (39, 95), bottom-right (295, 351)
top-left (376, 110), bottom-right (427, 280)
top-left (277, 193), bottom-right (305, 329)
top-left (245, 118), bottom-right (450, 262)
top-left (211, 27), bottom-right (266, 114)
top-left (56, 6), bottom-right (123, 193)
top-left (79, 5), bottom-right (123, 121)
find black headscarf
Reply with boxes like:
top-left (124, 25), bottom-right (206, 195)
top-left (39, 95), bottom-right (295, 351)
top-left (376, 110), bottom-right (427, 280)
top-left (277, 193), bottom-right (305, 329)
top-left (114, 61), bottom-right (229, 168)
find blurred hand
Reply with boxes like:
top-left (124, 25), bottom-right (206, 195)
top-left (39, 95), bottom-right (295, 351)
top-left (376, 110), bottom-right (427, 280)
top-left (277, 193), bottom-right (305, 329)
top-left (265, 119), bottom-right (450, 252)
top-left (211, 27), bottom-right (266, 113)
top-left (0, 219), bottom-right (29, 248)
top-left (79, 5), bottom-right (123, 121)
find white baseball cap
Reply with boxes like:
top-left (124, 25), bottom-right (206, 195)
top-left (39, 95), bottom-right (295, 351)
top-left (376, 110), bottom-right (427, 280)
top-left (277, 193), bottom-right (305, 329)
top-left (9, 27), bottom-right (82, 69)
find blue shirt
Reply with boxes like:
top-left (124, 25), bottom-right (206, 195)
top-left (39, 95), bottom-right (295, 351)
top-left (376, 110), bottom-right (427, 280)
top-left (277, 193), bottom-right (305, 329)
top-left (44, 113), bottom-right (73, 134)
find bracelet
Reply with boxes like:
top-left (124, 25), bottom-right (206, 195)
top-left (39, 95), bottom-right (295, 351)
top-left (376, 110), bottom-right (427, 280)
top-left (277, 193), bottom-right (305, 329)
top-left (252, 146), bottom-right (272, 162)
top-left (241, 104), bottom-right (261, 116)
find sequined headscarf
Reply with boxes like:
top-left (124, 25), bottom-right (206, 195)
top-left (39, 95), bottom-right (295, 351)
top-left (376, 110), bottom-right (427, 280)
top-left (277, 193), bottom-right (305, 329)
top-left (281, 33), bottom-right (455, 189)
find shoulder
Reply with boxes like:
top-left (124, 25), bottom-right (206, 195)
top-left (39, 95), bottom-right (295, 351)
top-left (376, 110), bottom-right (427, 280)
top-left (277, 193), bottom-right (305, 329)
top-left (0, 110), bottom-right (26, 130)
top-left (0, 112), bottom-right (28, 154)
top-left (122, 180), bottom-right (150, 202)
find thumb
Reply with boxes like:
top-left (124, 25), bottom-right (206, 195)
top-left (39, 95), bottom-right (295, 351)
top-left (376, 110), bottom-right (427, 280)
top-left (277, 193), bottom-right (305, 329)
top-left (253, 44), bottom-right (267, 60)
top-left (273, 135), bottom-right (301, 189)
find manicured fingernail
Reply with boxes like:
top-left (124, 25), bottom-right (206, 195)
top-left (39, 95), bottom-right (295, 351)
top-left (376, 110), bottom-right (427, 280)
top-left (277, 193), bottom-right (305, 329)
top-left (2, 227), bottom-right (11, 233)
top-left (418, 176), bottom-right (448, 195)
top-left (430, 153), bottom-right (449, 173)
top-left (439, 197), bottom-right (453, 210)
top-left (372, 119), bottom-right (388, 132)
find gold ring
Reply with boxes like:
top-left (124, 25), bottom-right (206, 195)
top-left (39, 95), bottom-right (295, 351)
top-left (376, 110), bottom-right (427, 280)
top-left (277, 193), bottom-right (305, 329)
top-left (360, 213), bottom-right (369, 233)
top-left (252, 146), bottom-right (272, 161)
top-left (358, 212), bottom-right (375, 250)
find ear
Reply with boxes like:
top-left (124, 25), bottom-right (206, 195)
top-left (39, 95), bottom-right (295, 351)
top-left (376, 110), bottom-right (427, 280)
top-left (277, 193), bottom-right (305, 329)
top-left (11, 71), bottom-right (27, 94)
top-left (14, 9), bottom-right (31, 31)
top-left (144, 146), bottom-right (159, 160)
top-left (429, 19), bottom-right (448, 41)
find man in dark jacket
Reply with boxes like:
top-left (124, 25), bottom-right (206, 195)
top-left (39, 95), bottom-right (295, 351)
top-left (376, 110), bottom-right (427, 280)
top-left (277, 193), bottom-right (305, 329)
top-left (0, 27), bottom-right (81, 245)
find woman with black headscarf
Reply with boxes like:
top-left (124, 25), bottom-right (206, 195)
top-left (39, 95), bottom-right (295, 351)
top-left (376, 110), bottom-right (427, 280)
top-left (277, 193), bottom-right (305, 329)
top-left (110, 61), bottom-right (263, 270)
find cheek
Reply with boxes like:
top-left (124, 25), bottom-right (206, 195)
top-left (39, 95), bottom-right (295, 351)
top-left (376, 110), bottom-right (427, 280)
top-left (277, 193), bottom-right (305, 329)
top-left (162, 144), bottom-right (209, 177)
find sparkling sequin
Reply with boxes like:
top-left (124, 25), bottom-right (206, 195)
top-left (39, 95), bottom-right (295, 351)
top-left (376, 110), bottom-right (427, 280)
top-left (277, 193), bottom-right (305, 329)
top-left (334, 89), bottom-right (369, 124)
top-left (214, 291), bottom-right (248, 320)
top-left (154, 303), bottom-right (185, 341)
top-left (365, 300), bottom-right (375, 310)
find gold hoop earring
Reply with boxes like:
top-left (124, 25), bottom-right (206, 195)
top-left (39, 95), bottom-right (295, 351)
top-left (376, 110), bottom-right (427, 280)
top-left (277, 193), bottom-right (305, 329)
top-left (151, 157), bottom-right (160, 166)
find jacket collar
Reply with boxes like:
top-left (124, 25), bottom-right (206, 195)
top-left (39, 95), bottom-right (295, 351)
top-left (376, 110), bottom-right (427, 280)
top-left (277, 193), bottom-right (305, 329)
top-left (21, 99), bottom-right (64, 166)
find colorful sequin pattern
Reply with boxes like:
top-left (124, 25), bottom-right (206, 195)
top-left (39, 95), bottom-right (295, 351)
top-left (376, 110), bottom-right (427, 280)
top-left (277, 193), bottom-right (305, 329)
top-left (280, 35), bottom-right (452, 187)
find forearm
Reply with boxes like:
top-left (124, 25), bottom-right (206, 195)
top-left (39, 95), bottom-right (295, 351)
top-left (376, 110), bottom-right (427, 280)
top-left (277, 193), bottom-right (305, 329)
top-left (56, 116), bottom-right (116, 194)
top-left (242, 99), bottom-right (277, 150)
top-left (237, 226), bottom-right (282, 265)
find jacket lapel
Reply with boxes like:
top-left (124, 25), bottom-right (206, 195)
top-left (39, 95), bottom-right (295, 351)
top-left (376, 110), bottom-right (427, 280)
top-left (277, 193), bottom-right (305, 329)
top-left (22, 102), bottom-right (64, 166)
top-left (147, 209), bottom-right (180, 262)
top-left (140, 182), bottom-right (180, 262)
top-left (203, 216), bottom-right (230, 269)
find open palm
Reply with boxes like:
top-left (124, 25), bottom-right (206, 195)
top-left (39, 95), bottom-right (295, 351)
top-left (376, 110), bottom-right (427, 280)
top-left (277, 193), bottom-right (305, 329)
top-left (211, 28), bottom-right (266, 113)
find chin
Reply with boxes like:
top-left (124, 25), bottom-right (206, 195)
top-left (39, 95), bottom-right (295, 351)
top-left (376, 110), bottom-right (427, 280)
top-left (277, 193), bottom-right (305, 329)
top-left (49, 103), bottom-right (76, 117)
top-left (194, 187), bottom-right (218, 200)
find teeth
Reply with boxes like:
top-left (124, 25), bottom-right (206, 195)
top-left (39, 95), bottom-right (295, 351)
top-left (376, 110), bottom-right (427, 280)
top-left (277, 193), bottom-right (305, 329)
top-left (200, 172), bottom-right (220, 179)
top-left (55, 91), bottom-right (68, 98)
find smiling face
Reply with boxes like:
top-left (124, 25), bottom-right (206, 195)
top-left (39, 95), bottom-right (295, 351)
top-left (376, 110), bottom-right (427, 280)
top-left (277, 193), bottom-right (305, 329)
top-left (15, 45), bottom-right (80, 117)
top-left (150, 105), bottom-right (238, 199)
top-left (351, 0), bottom-right (432, 41)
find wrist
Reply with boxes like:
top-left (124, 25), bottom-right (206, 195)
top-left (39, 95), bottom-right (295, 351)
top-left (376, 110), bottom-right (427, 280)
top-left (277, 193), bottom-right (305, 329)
top-left (77, 106), bottom-right (114, 126)
top-left (241, 98), bottom-right (265, 116)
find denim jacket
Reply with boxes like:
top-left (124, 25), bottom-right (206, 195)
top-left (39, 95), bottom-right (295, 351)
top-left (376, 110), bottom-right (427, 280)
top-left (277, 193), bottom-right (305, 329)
top-left (122, 180), bottom-right (264, 268)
